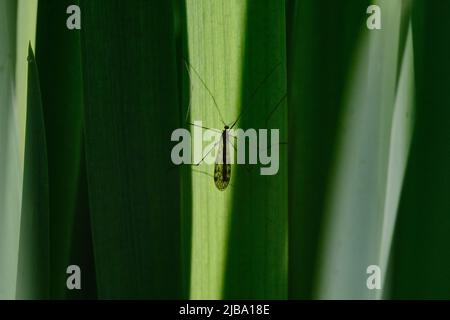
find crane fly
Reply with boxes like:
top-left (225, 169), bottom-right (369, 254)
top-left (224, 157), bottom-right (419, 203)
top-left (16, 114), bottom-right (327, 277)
top-left (184, 59), bottom-right (286, 191)
top-left (213, 125), bottom-right (232, 190)
top-left (189, 122), bottom-right (236, 191)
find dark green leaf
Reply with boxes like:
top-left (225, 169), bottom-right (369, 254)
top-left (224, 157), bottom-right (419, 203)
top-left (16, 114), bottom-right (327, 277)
top-left (16, 44), bottom-right (50, 299)
top-left (80, 0), bottom-right (182, 299)
top-left (35, 0), bottom-right (95, 299)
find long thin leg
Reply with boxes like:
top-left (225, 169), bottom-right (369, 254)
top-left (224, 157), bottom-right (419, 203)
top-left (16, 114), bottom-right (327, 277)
top-left (193, 139), bottom-right (221, 166)
top-left (184, 59), bottom-right (226, 126)
top-left (228, 99), bottom-right (287, 154)
top-left (166, 139), bottom-right (223, 172)
top-left (229, 136), bottom-right (255, 172)
top-left (264, 93), bottom-right (287, 128)
top-left (229, 136), bottom-right (238, 164)
top-left (229, 137), bottom-right (237, 154)
top-left (229, 93), bottom-right (287, 131)
top-left (230, 61), bottom-right (283, 129)
top-left (187, 121), bottom-right (222, 133)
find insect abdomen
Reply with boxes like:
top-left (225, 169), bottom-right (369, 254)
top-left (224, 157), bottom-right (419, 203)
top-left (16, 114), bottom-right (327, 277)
top-left (214, 163), bottom-right (231, 190)
top-left (214, 129), bottom-right (231, 190)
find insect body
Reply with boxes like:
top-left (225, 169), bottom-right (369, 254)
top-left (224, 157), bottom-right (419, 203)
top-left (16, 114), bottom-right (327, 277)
top-left (214, 125), bottom-right (232, 190)
top-left (184, 60), bottom-right (285, 191)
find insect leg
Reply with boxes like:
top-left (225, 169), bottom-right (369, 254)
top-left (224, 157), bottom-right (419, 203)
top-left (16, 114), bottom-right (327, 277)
top-left (183, 59), bottom-right (226, 126)
top-left (230, 61), bottom-right (283, 129)
top-left (192, 139), bottom-right (221, 167)
top-left (229, 136), bottom-right (238, 164)
top-left (264, 93), bottom-right (287, 128)
top-left (183, 63), bottom-right (221, 133)
top-left (186, 122), bottom-right (222, 133)
top-left (229, 136), bottom-right (238, 154)
top-left (227, 135), bottom-right (254, 173)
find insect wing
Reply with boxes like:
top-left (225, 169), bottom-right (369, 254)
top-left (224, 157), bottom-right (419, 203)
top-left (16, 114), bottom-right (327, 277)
top-left (214, 133), bottom-right (231, 190)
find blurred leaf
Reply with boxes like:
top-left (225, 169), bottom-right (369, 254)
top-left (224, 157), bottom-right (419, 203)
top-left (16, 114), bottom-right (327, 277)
top-left (15, 0), bottom-right (38, 161)
top-left (6, 0), bottom-right (446, 301)
top-left (1, 0), bottom-right (38, 300)
top-left (80, 0), bottom-right (182, 299)
top-left (16, 45), bottom-right (50, 299)
top-left (390, 0), bottom-right (450, 299)
top-left (378, 22), bottom-right (414, 298)
top-left (316, 0), bottom-right (413, 299)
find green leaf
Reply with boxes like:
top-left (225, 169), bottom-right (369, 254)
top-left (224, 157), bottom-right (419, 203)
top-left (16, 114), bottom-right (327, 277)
top-left (35, 0), bottom-right (95, 299)
top-left (185, 0), bottom-right (288, 299)
top-left (287, 0), bottom-right (370, 299)
top-left (16, 44), bottom-right (50, 299)
top-left (15, 0), bottom-right (38, 160)
top-left (390, 0), bottom-right (450, 299)
top-left (185, 0), bottom-right (246, 299)
top-left (80, 0), bottom-right (182, 299)
top-left (225, 0), bottom-right (288, 299)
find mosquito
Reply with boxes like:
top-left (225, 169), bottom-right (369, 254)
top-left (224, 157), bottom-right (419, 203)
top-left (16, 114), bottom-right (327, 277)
top-left (184, 59), bottom-right (286, 191)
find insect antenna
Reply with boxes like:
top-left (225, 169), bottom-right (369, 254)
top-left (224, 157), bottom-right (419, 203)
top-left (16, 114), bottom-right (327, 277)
top-left (230, 61), bottom-right (283, 129)
top-left (183, 59), bottom-right (227, 126)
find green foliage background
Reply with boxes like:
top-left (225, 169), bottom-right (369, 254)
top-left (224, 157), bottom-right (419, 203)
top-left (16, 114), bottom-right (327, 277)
top-left (0, 0), bottom-right (449, 299)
